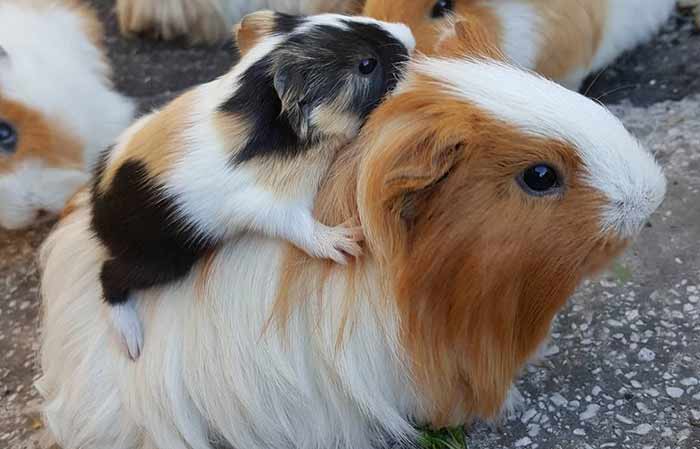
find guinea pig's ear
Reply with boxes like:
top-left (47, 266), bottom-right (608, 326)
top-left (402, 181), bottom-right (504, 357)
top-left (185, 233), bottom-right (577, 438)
top-left (233, 10), bottom-right (277, 56)
top-left (273, 67), bottom-right (311, 140)
top-left (358, 124), bottom-right (463, 257)
top-left (436, 17), bottom-right (505, 61)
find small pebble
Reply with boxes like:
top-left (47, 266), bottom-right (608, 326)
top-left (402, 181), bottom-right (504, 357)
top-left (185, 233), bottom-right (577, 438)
top-left (550, 393), bottom-right (568, 407)
top-left (515, 437), bottom-right (532, 447)
top-left (680, 377), bottom-right (698, 386)
top-left (580, 404), bottom-right (600, 420)
top-left (638, 348), bottom-right (656, 362)
top-left (666, 387), bottom-right (684, 398)
top-left (631, 424), bottom-right (653, 435)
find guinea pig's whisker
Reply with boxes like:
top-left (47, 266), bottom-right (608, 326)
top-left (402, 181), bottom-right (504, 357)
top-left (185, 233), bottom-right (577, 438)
top-left (582, 66), bottom-right (608, 97)
top-left (594, 84), bottom-right (636, 102)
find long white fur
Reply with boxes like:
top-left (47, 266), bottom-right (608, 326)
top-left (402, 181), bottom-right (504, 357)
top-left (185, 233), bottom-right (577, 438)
top-left (38, 57), bottom-right (666, 449)
top-left (0, 0), bottom-right (134, 229)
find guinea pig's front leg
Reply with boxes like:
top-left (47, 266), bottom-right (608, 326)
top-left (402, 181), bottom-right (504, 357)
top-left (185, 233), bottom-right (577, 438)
top-left (248, 203), bottom-right (364, 265)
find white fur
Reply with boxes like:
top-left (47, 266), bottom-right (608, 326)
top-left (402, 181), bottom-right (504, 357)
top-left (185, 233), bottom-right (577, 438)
top-left (109, 301), bottom-right (144, 360)
top-left (492, 1), bottom-right (542, 70)
top-left (0, 160), bottom-right (88, 229)
top-left (412, 58), bottom-right (666, 238)
top-left (38, 58), bottom-right (666, 449)
top-left (38, 204), bottom-right (418, 449)
top-left (590, 0), bottom-right (677, 73)
top-left (0, 0), bottom-right (134, 229)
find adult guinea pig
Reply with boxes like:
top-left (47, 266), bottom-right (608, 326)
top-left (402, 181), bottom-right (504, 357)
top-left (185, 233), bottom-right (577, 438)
top-left (36, 22), bottom-right (665, 449)
top-left (363, 0), bottom-right (677, 90)
top-left (116, 0), bottom-right (361, 44)
top-left (0, 0), bottom-right (134, 230)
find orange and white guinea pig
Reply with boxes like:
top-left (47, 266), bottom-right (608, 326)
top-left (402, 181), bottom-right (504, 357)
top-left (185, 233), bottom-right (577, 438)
top-left (116, 0), bottom-right (675, 90)
top-left (363, 0), bottom-right (678, 90)
top-left (0, 0), bottom-right (134, 230)
top-left (37, 20), bottom-right (666, 449)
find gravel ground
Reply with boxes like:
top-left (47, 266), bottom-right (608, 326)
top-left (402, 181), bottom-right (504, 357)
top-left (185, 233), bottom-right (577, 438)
top-left (0, 2), bottom-right (698, 448)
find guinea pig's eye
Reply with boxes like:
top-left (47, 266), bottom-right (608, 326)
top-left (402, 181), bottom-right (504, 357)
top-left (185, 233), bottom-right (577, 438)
top-left (431, 0), bottom-right (454, 18)
top-left (0, 121), bottom-right (17, 154)
top-left (518, 164), bottom-right (561, 196)
top-left (358, 58), bottom-right (378, 75)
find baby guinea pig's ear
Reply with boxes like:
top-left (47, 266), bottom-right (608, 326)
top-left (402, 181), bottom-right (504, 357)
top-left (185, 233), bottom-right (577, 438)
top-left (233, 10), bottom-right (277, 56)
top-left (273, 67), bottom-right (312, 140)
top-left (436, 17), bottom-right (505, 61)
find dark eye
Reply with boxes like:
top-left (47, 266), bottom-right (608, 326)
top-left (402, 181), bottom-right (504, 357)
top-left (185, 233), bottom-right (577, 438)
top-left (518, 164), bottom-right (561, 196)
top-left (431, 0), bottom-right (454, 18)
top-left (358, 58), bottom-right (378, 75)
top-left (0, 121), bottom-right (17, 154)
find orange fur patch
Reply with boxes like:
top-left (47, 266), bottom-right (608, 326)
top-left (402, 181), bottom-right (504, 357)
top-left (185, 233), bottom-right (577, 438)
top-left (97, 89), bottom-right (195, 193)
top-left (362, 0), bottom-right (502, 55)
top-left (533, 0), bottom-right (606, 82)
top-left (234, 10), bottom-right (277, 56)
top-left (0, 96), bottom-right (83, 174)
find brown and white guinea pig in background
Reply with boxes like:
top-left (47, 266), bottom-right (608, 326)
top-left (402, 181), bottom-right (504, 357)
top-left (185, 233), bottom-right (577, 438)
top-left (0, 0), bottom-right (134, 230)
top-left (37, 19), bottom-right (666, 449)
top-left (114, 0), bottom-right (676, 92)
top-left (90, 10), bottom-right (414, 360)
top-left (363, 0), bottom-right (677, 90)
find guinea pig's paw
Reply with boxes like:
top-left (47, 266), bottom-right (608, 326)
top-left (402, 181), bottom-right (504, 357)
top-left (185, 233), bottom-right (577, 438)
top-left (116, 0), bottom-right (230, 44)
top-left (501, 386), bottom-right (526, 421)
top-left (310, 224), bottom-right (364, 265)
top-left (109, 301), bottom-right (144, 361)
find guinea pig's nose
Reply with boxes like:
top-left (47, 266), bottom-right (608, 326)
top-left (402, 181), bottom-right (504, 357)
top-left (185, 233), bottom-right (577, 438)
top-left (602, 165), bottom-right (667, 238)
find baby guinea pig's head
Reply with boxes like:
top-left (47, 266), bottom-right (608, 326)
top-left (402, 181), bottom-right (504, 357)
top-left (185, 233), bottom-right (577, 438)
top-left (234, 11), bottom-right (415, 144)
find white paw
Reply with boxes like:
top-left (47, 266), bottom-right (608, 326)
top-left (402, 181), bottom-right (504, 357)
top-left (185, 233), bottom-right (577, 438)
top-left (306, 224), bottom-right (364, 265)
top-left (109, 301), bottom-right (144, 361)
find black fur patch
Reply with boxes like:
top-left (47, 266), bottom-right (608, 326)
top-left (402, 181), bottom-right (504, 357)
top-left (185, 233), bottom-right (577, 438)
top-left (90, 160), bottom-right (214, 304)
top-left (220, 56), bottom-right (310, 164)
top-left (274, 12), bottom-right (303, 34)
top-left (220, 17), bottom-right (410, 165)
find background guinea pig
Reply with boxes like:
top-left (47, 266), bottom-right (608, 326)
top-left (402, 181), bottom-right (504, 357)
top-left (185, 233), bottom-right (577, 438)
top-left (116, 0), bottom-right (361, 44)
top-left (0, 0), bottom-right (134, 230)
top-left (363, 0), bottom-right (677, 90)
top-left (37, 22), bottom-right (666, 449)
top-left (115, 0), bottom-right (676, 92)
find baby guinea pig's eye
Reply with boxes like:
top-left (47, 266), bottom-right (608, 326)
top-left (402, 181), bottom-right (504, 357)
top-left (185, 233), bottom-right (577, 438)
top-left (518, 163), bottom-right (562, 196)
top-left (431, 0), bottom-right (454, 18)
top-left (358, 58), bottom-right (378, 75)
top-left (0, 120), bottom-right (17, 154)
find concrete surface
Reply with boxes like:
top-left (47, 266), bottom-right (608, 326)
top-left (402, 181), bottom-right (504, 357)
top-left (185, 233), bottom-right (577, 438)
top-left (0, 2), bottom-right (698, 448)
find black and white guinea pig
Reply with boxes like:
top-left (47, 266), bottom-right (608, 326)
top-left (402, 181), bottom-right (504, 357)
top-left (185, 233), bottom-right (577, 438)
top-left (90, 10), bottom-right (415, 360)
top-left (0, 0), bottom-right (134, 230)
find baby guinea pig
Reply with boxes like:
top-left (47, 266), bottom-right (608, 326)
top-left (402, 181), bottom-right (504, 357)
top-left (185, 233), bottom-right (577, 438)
top-left (0, 0), bottom-right (134, 230)
top-left (90, 10), bottom-right (415, 360)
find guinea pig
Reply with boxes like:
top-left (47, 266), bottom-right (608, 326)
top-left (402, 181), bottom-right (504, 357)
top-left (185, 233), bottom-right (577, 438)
top-left (0, 0), bottom-right (135, 230)
top-left (90, 11), bottom-right (415, 360)
top-left (362, 0), bottom-right (677, 90)
top-left (116, 0), bottom-right (361, 44)
top-left (37, 22), bottom-right (665, 449)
